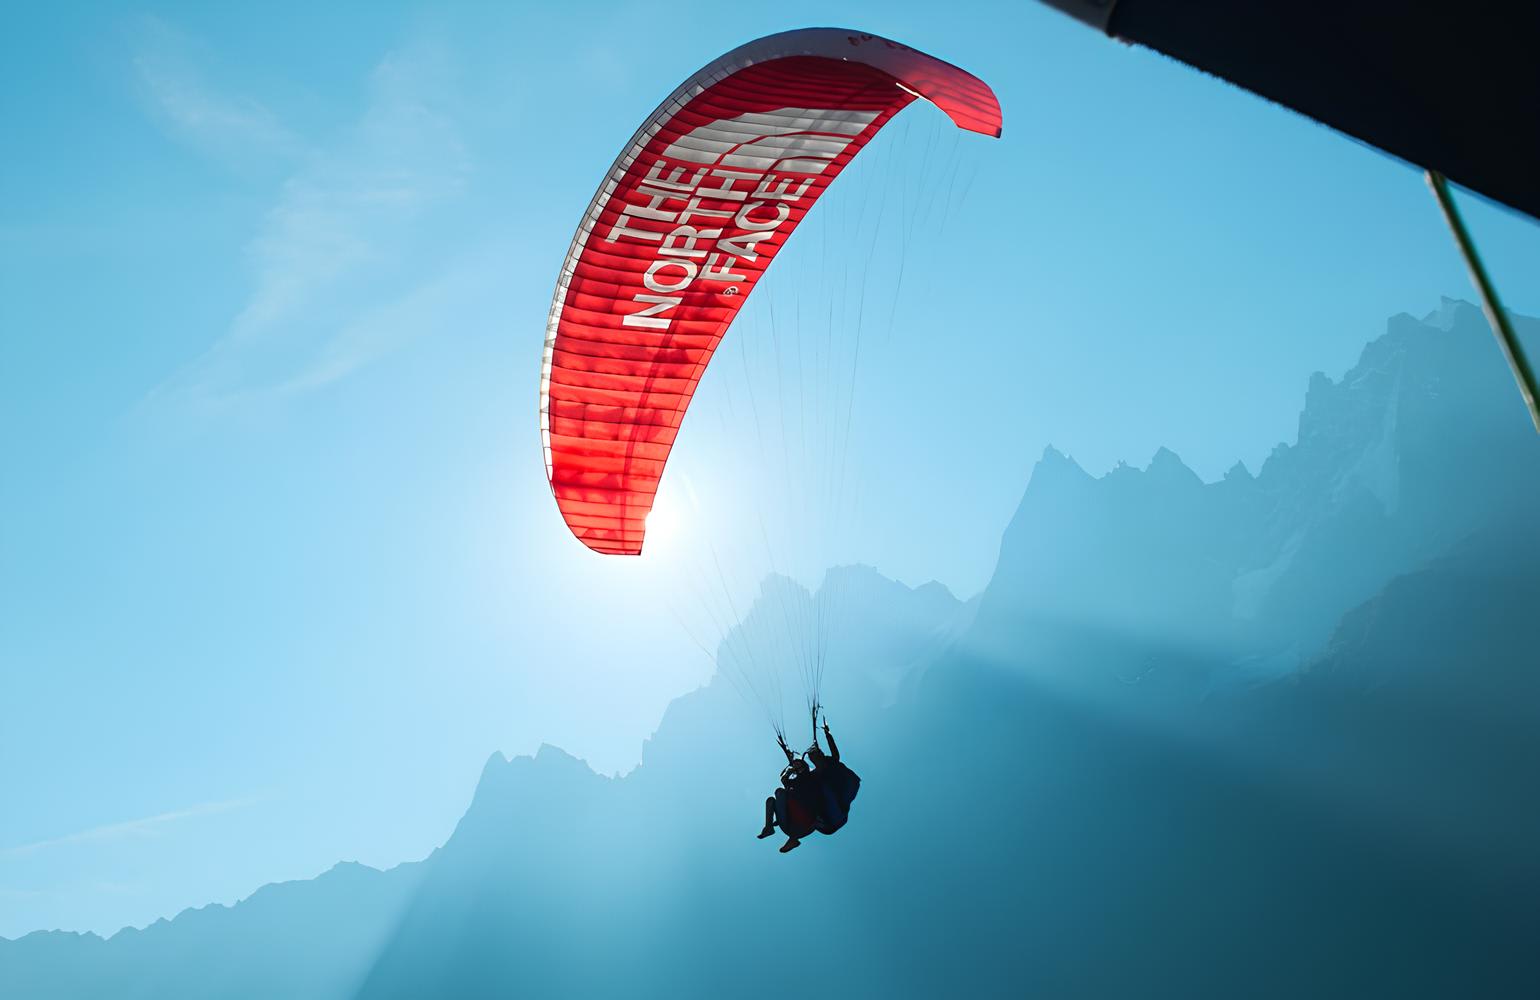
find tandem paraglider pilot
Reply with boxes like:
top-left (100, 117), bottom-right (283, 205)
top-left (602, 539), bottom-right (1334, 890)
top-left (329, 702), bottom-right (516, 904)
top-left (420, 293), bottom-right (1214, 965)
top-left (758, 714), bottom-right (860, 853)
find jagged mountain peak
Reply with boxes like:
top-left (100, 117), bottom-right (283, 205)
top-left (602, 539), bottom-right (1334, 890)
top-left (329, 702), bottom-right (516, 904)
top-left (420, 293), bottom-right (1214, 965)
top-left (1267, 296), bottom-right (1530, 487)
top-left (1031, 445), bottom-right (1093, 484)
top-left (478, 749), bottom-right (509, 780)
top-left (1147, 446), bottom-right (1203, 487)
top-left (1019, 443), bottom-right (1202, 505)
top-left (818, 563), bottom-right (959, 610)
top-left (1420, 295), bottom-right (1485, 333)
top-left (461, 746), bottom-right (606, 828)
top-left (978, 300), bottom-right (1540, 680)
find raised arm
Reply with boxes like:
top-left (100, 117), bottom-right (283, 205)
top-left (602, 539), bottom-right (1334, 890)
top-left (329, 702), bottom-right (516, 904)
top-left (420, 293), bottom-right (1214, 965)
top-left (777, 733), bottom-right (796, 766)
top-left (821, 719), bottom-right (840, 763)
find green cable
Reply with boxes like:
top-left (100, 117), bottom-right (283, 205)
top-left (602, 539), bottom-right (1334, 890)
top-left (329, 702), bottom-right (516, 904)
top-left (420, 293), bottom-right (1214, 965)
top-left (1426, 170), bottom-right (1540, 433)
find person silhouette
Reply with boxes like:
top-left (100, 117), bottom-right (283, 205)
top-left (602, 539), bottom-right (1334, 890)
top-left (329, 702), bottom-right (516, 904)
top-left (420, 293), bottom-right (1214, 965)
top-left (805, 717), bottom-right (860, 835)
top-left (758, 734), bottom-right (819, 852)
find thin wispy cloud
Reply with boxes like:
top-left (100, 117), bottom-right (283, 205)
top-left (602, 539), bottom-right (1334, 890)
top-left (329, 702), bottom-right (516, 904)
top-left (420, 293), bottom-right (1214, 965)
top-left (275, 244), bottom-right (502, 395)
top-left (2, 797), bottom-right (260, 858)
top-left (132, 17), bottom-right (301, 165)
top-left (140, 35), bottom-right (473, 414)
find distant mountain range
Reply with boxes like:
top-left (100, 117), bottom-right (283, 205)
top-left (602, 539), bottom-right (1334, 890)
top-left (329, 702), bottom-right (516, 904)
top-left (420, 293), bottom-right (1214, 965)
top-left (5, 300), bottom-right (1537, 999)
top-left (976, 298), bottom-right (1539, 690)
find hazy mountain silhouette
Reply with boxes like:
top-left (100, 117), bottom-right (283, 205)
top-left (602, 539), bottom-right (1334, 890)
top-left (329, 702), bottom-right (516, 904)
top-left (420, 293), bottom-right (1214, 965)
top-left (5, 301), bottom-right (1536, 999)
top-left (974, 298), bottom-right (1539, 694)
top-left (0, 860), bottom-right (424, 1000)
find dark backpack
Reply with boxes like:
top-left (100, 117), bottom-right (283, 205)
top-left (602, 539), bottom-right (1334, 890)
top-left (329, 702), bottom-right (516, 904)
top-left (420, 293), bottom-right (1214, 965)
top-left (812, 762), bottom-right (861, 834)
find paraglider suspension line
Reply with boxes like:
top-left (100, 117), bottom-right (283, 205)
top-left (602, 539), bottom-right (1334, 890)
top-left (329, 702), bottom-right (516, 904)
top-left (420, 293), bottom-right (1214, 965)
top-left (1426, 170), bottom-right (1540, 433)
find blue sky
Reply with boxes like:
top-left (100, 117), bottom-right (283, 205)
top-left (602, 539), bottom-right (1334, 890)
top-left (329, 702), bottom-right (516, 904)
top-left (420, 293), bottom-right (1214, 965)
top-left (2, 0), bottom-right (1536, 938)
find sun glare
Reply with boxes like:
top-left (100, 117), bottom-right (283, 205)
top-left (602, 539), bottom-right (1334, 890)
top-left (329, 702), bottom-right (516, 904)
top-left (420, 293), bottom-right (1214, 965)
top-left (643, 501), bottom-right (677, 553)
top-left (642, 472), bottom-right (699, 558)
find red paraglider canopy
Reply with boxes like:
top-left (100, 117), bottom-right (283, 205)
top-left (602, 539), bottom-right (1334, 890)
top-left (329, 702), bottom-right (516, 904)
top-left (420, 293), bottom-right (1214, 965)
top-left (540, 28), bottom-right (1002, 555)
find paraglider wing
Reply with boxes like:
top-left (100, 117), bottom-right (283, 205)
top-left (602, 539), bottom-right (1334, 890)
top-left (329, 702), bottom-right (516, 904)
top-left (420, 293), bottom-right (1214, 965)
top-left (540, 28), bottom-right (1002, 554)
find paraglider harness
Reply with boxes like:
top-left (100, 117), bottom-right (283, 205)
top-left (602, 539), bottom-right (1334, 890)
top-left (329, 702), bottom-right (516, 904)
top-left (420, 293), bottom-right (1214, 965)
top-left (778, 706), bottom-right (861, 836)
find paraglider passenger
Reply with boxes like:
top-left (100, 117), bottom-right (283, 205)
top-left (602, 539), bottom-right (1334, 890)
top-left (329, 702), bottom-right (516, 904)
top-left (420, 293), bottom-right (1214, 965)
top-left (758, 735), bottom-right (818, 853)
